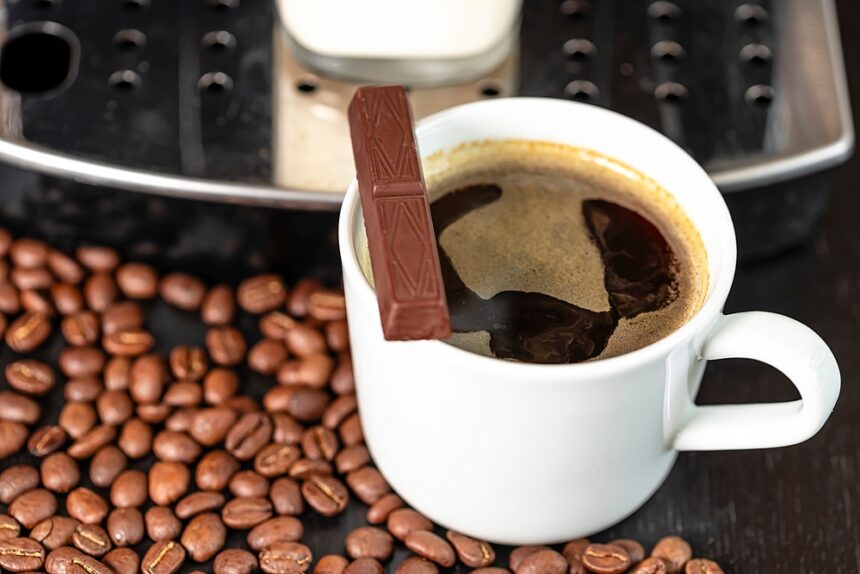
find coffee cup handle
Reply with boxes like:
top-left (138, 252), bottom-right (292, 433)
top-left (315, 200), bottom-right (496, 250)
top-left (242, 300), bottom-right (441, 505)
top-left (672, 311), bottom-right (840, 451)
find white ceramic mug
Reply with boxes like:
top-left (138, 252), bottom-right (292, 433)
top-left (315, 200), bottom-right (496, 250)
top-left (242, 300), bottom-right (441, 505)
top-left (338, 98), bottom-right (841, 544)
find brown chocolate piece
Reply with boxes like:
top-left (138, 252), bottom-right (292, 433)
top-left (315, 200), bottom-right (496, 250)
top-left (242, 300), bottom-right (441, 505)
top-left (348, 85), bottom-right (451, 341)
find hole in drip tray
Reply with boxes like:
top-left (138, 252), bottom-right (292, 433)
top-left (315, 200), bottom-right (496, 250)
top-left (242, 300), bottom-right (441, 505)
top-left (480, 83), bottom-right (501, 97)
top-left (745, 84), bottom-right (773, 108)
top-left (559, 0), bottom-right (592, 20)
top-left (648, 1), bottom-right (681, 23)
top-left (113, 29), bottom-right (146, 52)
top-left (739, 43), bottom-right (772, 65)
top-left (296, 76), bottom-right (318, 94)
top-left (120, 0), bottom-right (150, 12)
top-left (208, 0), bottom-right (239, 11)
top-left (562, 38), bottom-right (597, 61)
top-left (564, 80), bottom-right (599, 102)
top-left (199, 72), bottom-right (234, 96)
top-left (32, 0), bottom-right (60, 8)
top-left (202, 30), bottom-right (237, 52)
top-left (0, 22), bottom-right (79, 95)
top-left (651, 40), bottom-right (685, 62)
top-left (655, 82), bottom-right (688, 103)
top-left (109, 69), bottom-right (142, 93)
top-left (735, 4), bottom-right (769, 26)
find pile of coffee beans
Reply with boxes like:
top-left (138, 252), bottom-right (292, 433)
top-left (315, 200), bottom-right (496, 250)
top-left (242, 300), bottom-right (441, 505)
top-left (0, 229), bottom-right (727, 574)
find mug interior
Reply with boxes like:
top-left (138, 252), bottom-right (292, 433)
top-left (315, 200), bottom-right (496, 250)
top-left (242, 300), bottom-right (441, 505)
top-left (341, 97), bottom-right (736, 370)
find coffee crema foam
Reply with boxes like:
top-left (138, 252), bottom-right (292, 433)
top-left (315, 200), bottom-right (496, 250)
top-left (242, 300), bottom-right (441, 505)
top-left (359, 139), bottom-right (708, 362)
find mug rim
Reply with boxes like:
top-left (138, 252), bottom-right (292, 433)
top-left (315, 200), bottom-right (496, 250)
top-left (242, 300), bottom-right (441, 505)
top-left (339, 97), bottom-right (737, 376)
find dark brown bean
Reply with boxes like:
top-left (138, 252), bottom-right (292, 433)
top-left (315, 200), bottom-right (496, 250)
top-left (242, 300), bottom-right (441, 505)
top-left (224, 412), bottom-right (272, 460)
top-left (6, 311), bottom-right (51, 352)
top-left (247, 516), bottom-right (303, 551)
top-left (196, 450), bottom-right (240, 491)
top-left (322, 395), bottom-right (357, 430)
top-left (0, 421), bottom-right (28, 460)
top-left (30, 516), bottom-right (80, 550)
top-left (259, 311), bottom-right (296, 340)
top-left (335, 445), bottom-right (370, 475)
top-left (516, 549), bottom-right (567, 574)
top-left (48, 250), bottom-right (85, 284)
top-left (160, 272), bottom-right (206, 311)
top-left (67, 425), bottom-right (116, 459)
top-left (312, 555), bottom-right (349, 574)
top-left (72, 524), bottom-right (111, 556)
top-left (116, 263), bottom-right (158, 299)
top-left (103, 357), bottom-right (131, 391)
top-left (684, 559), bottom-right (723, 574)
top-left (11, 267), bottom-right (53, 290)
top-left (153, 430), bottom-right (202, 463)
top-left (366, 493), bottom-right (404, 525)
top-left (330, 357), bottom-right (355, 395)
top-left (89, 446), bottom-right (127, 489)
top-left (169, 346), bottom-right (207, 380)
top-left (41, 453), bottom-right (81, 493)
top-left (176, 492), bottom-right (225, 519)
top-left (581, 544), bottom-right (630, 574)
top-left (346, 527), bottom-right (394, 561)
top-left (66, 488), bottom-right (108, 525)
top-left (263, 386), bottom-right (329, 422)
top-left (301, 426), bottom-right (339, 461)
top-left (339, 413), bottom-right (364, 446)
top-left (0, 466), bottom-right (39, 503)
top-left (631, 557), bottom-right (668, 574)
top-left (83, 273), bottom-right (117, 312)
top-left (203, 368), bottom-right (239, 405)
top-left (651, 537), bottom-right (692, 574)
top-left (346, 467), bottom-right (390, 505)
top-left (76, 246), bottom-right (119, 272)
top-left (344, 558), bottom-right (383, 574)
top-left (308, 289), bottom-right (346, 321)
top-left (206, 326), bottom-right (247, 366)
top-left (272, 414), bottom-right (304, 445)
top-left (0, 283), bottom-right (20, 315)
top-left (101, 301), bottom-right (144, 335)
top-left (103, 547), bottom-right (139, 574)
top-left (129, 354), bottom-right (166, 404)
top-left (249, 338), bottom-right (288, 374)
top-left (59, 402), bottom-right (96, 439)
top-left (109, 470), bottom-right (147, 508)
top-left (102, 327), bottom-right (155, 357)
top-left (61, 311), bottom-right (100, 346)
top-left (395, 557), bottom-right (438, 574)
top-left (229, 471), bottom-right (270, 498)
top-left (270, 477), bottom-right (304, 516)
top-left (290, 458), bottom-right (333, 480)
top-left (387, 509), bottom-right (432, 542)
top-left (237, 274), bottom-right (287, 314)
top-left (96, 390), bottom-right (133, 426)
top-left (181, 513), bottom-right (226, 562)
top-left (149, 461), bottom-right (190, 506)
top-left (106, 508), bottom-right (143, 547)
top-left (64, 378), bottom-right (102, 402)
top-left (51, 283), bottom-right (84, 315)
top-left (117, 419), bottom-right (152, 459)
top-left (222, 497), bottom-right (273, 530)
top-left (283, 324), bottom-right (326, 358)
top-left (145, 507), bottom-right (182, 542)
top-left (214, 549), bottom-right (258, 574)
top-left (254, 443), bottom-right (301, 477)
top-left (562, 539), bottom-right (589, 573)
top-left (301, 475), bottom-right (349, 517)
top-left (445, 531), bottom-right (495, 568)
top-left (404, 531), bottom-right (456, 568)
top-left (224, 394), bottom-right (260, 414)
top-left (59, 347), bottom-right (105, 378)
top-left (6, 360), bottom-right (54, 396)
top-left (0, 515), bottom-right (21, 541)
top-left (189, 407), bottom-right (236, 447)
top-left (46, 545), bottom-right (85, 574)
top-left (611, 539), bottom-right (645, 564)
top-left (259, 542), bottom-right (312, 574)
top-left (163, 382), bottom-right (203, 407)
top-left (68, 552), bottom-right (113, 574)
top-left (508, 547), bottom-right (549, 571)
top-left (141, 540), bottom-right (186, 574)
top-left (28, 425), bottom-right (67, 456)
top-left (0, 537), bottom-right (46, 571)
top-left (9, 489), bottom-right (57, 529)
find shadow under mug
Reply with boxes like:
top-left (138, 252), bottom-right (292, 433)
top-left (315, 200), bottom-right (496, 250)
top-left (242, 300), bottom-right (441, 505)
top-left (338, 98), bottom-right (840, 544)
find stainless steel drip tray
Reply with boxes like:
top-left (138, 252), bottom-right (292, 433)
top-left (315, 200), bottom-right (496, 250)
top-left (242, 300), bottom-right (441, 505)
top-left (0, 0), bottom-right (851, 216)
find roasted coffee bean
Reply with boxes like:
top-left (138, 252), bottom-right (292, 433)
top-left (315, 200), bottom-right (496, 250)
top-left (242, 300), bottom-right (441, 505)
top-left (325, 320), bottom-right (350, 352)
top-left (96, 390), bottom-right (133, 426)
top-left (335, 445), bottom-right (371, 475)
top-left (163, 382), bottom-right (203, 407)
top-left (103, 357), bottom-right (130, 391)
top-left (0, 421), bottom-right (28, 459)
top-left (102, 328), bottom-right (155, 356)
top-left (445, 531), bottom-right (495, 568)
top-left (387, 509), bottom-right (432, 542)
top-left (346, 467), bottom-right (390, 505)
top-left (145, 507), bottom-right (182, 542)
top-left (345, 527), bottom-right (394, 561)
top-left (330, 357), bottom-right (355, 395)
top-left (222, 497), bottom-right (273, 530)
top-left (90, 444), bottom-right (128, 488)
top-left (153, 430), bottom-right (202, 462)
top-left (196, 450), bottom-right (240, 491)
top-left (83, 273), bottom-right (117, 312)
top-left (9, 488), bottom-right (57, 528)
top-left (59, 402), bottom-right (97, 439)
top-left (290, 458), bottom-right (333, 479)
top-left (11, 267), bottom-right (53, 290)
top-left (313, 555), bottom-right (349, 574)
top-left (200, 284), bottom-right (235, 326)
top-left (611, 539), bottom-right (645, 564)
top-left (516, 549), bottom-right (567, 574)
top-left (28, 425), bottom-right (67, 456)
top-left (0, 537), bottom-right (46, 571)
top-left (301, 426), bottom-right (339, 461)
top-left (48, 249), bottom-right (85, 284)
top-left (562, 539), bottom-right (589, 573)
top-left (181, 512), bottom-right (226, 562)
top-left (203, 368), bottom-right (239, 404)
top-left (149, 461), bottom-right (190, 506)
top-left (176, 492), bottom-right (225, 519)
top-left (76, 246), bottom-right (119, 272)
top-left (322, 395), bottom-right (357, 430)
top-left (404, 531), bottom-right (456, 568)
top-left (58, 347), bottom-right (105, 378)
top-left (6, 311), bottom-right (50, 352)
top-left (62, 311), bottom-right (100, 346)
top-left (684, 559), bottom-right (723, 574)
top-left (286, 278), bottom-right (321, 317)
top-left (117, 419), bottom-right (152, 459)
top-left (225, 394), bottom-right (260, 413)
top-left (45, 545), bottom-right (85, 574)
top-left (72, 523), bottom-right (111, 556)
top-left (30, 516), bottom-right (80, 550)
top-left (259, 542), bottom-right (312, 574)
top-left (116, 263), bottom-right (158, 299)
top-left (582, 543), bottom-right (630, 574)
top-left (52, 283), bottom-right (84, 315)
top-left (160, 272), bottom-right (206, 311)
top-left (366, 493), bottom-right (404, 525)
top-left (278, 354), bottom-right (335, 390)
top-left (206, 326), bottom-right (247, 366)
top-left (165, 408), bottom-right (197, 431)
top-left (308, 289), bottom-right (346, 321)
top-left (214, 549), bottom-right (258, 574)
top-left (0, 465), bottom-right (39, 503)
top-left (6, 360), bottom-right (55, 396)
top-left (246, 516), bottom-right (303, 551)
top-left (0, 515), bottom-right (21, 541)
top-left (130, 354), bottom-right (166, 403)
top-left (103, 547), bottom-right (139, 574)
top-left (631, 557), bottom-right (668, 574)
top-left (270, 477), bottom-right (304, 516)
top-left (109, 470), bottom-right (147, 508)
top-left (189, 407), bottom-right (236, 446)
top-left (302, 475), bottom-right (349, 517)
top-left (137, 403), bottom-right (171, 424)
top-left (395, 556), bottom-right (439, 574)
top-left (237, 274), bottom-right (287, 314)
top-left (224, 412), bottom-right (272, 460)
top-left (64, 378), bottom-right (103, 402)
top-left (249, 338), bottom-right (288, 374)
top-left (259, 311), bottom-right (295, 340)
top-left (229, 471), bottom-right (270, 498)
top-left (651, 536), bottom-right (692, 574)
top-left (263, 387), bottom-right (329, 422)
top-left (344, 558), bottom-right (384, 574)
top-left (272, 413), bottom-right (304, 445)
top-left (67, 425), bottom-right (116, 459)
top-left (68, 552), bottom-right (112, 574)
top-left (0, 282), bottom-right (20, 315)
top-left (339, 413), bottom-right (364, 446)
top-left (508, 547), bottom-right (549, 571)
top-left (66, 487), bottom-right (109, 525)
top-left (141, 540), bottom-right (186, 574)
top-left (168, 346), bottom-right (207, 380)
top-left (254, 443), bottom-right (301, 477)
top-left (41, 453), bottom-right (81, 493)
top-left (21, 287), bottom-right (55, 314)
top-left (101, 301), bottom-right (144, 335)
top-left (283, 324), bottom-right (326, 358)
